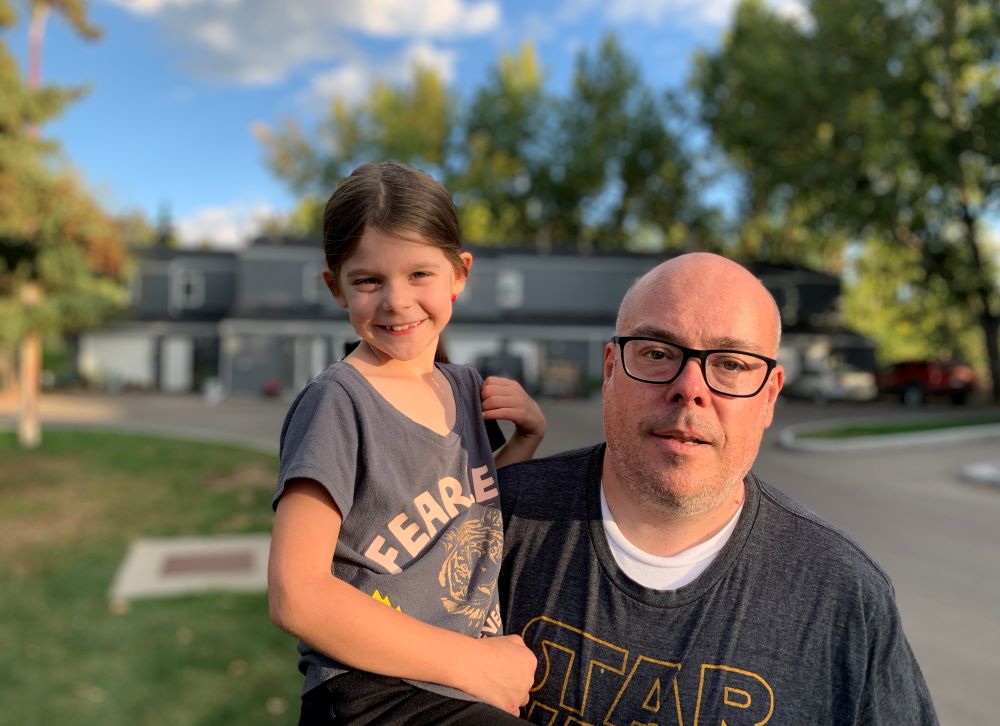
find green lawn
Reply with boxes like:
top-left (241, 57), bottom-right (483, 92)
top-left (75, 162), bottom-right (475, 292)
top-left (798, 414), bottom-right (1000, 439)
top-left (0, 431), bottom-right (301, 725)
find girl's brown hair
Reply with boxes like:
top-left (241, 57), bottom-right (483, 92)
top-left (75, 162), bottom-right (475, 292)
top-left (323, 161), bottom-right (466, 362)
top-left (322, 161), bottom-right (467, 286)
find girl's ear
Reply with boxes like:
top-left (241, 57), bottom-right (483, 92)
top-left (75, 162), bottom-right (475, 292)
top-left (452, 252), bottom-right (474, 297)
top-left (323, 269), bottom-right (348, 308)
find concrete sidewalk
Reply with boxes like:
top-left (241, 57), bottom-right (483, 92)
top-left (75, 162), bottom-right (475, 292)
top-left (0, 390), bottom-right (289, 454)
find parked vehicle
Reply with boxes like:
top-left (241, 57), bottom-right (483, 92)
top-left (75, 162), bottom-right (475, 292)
top-left (876, 360), bottom-right (977, 406)
top-left (784, 361), bottom-right (878, 403)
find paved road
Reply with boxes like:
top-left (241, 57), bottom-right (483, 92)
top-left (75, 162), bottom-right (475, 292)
top-left (4, 392), bottom-right (998, 723)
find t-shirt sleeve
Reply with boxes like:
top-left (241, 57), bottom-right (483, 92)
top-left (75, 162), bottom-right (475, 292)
top-left (273, 380), bottom-right (359, 518)
top-left (858, 589), bottom-right (939, 725)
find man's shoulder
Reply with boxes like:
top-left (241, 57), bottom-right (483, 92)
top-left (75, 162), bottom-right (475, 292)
top-left (499, 444), bottom-right (602, 503)
top-left (750, 474), bottom-right (895, 593)
top-left (500, 444), bottom-right (601, 481)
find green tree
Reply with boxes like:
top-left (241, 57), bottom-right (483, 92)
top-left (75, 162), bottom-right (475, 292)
top-left (541, 35), bottom-right (709, 251)
top-left (257, 64), bottom-right (456, 233)
top-left (1, 0), bottom-right (129, 446)
top-left (695, 0), bottom-right (1000, 399)
top-left (259, 36), bottom-right (708, 253)
top-left (843, 238), bottom-right (984, 367)
top-left (454, 43), bottom-right (549, 244)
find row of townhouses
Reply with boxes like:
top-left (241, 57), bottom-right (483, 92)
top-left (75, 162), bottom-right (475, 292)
top-left (77, 238), bottom-right (875, 398)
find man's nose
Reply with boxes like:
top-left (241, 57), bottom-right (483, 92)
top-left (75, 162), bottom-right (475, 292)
top-left (668, 357), bottom-right (709, 403)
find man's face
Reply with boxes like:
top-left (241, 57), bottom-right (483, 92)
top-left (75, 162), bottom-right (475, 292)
top-left (602, 257), bottom-right (784, 517)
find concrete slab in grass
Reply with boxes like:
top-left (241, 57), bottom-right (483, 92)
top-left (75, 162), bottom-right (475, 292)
top-left (109, 533), bottom-right (270, 603)
top-left (962, 460), bottom-right (1000, 488)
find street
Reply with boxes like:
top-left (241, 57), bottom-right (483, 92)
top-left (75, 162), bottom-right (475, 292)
top-left (3, 391), bottom-right (998, 723)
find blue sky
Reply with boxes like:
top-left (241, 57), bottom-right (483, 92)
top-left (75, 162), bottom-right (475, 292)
top-left (6, 0), bottom-right (806, 248)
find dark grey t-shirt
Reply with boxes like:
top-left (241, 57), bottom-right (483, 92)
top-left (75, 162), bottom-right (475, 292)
top-left (274, 362), bottom-right (504, 698)
top-left (498, 444), bottom-right (938, 725)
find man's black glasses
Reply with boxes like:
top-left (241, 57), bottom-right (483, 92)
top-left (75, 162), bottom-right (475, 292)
top-left (611, 335), bottom-right (777, 398)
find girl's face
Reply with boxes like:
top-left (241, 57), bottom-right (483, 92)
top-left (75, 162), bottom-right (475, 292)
top-left (325, 228), bottom-right (471, 365)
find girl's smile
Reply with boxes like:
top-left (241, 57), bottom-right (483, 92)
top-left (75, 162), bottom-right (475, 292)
top-left (326, 228), bottom-right (471, 370)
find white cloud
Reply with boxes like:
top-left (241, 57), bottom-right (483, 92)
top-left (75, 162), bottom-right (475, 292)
top-left (355, 0), bottom-right (500, 37)
top-left (309, 63), bottom-right (373, 106)
top-left (305, 41), bottom-right (455, 108)
top-left (176, 201), bottom-right (276, 249)
top-left (605, 0), bottom-right (810, 27)
top-left (105, 0), bottom-right (500, 86)
top-left (394, 41), bottom-right (457, 83)
top-left (556, 0), bottom-right (600, 24)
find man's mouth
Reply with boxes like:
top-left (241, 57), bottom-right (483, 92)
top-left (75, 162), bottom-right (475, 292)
top-left (654, 429), bottom-right (710, 445)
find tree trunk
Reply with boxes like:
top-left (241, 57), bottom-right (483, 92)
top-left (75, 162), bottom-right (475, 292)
top-left (18, 330), bottom-right (41, 448)
top-left (17, 4), bottom-right (49, 448)
top-left (28, 4), bottom-right (49, 88)
top-left (981, 312), bottom-right (1000, 404)
top-left (957, 203), bottom-right (1000, 403)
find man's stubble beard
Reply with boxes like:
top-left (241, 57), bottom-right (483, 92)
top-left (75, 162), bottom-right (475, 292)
top-left (612, 450), bottom-right (742, 519)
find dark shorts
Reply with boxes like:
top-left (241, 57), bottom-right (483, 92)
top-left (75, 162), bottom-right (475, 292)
top-left (299, 671), bottom-right (529, 725)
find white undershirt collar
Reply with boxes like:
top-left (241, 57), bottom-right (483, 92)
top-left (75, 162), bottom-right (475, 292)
top-left (600, 479), bottom-right (743, 591)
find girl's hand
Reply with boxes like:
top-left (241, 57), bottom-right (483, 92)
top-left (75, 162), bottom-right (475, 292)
top-left (481, 376), bottom-right (547, 468)
top-left (481, 376), bottom-right (546, 440)
top-left (461, 634), bottom-right (537, 716)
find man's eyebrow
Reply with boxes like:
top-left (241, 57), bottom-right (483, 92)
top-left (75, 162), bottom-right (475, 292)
top-left (627, 325), bottom-right (767, 354)
top-left (710, 336), bottom-right (769, 354)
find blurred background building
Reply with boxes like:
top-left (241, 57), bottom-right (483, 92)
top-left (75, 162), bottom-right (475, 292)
top-left (77, 239), bottom-right (874, 399)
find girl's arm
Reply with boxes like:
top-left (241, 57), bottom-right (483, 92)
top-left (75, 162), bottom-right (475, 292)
top-left (481, 376), bottom-right (547, 468)
top-left (267, 479), bottom-right (536, 715)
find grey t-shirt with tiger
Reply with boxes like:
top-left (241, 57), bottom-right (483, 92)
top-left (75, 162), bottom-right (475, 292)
top-left (273, 361), bottom-right (504, 699)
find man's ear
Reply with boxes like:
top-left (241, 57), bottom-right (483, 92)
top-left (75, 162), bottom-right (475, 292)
top-left (323, 269), bottom-right (348, 308)
top-left (762, 365), bottom-right (784, 429)
top-left (603, 342), bottom-right (617, 382)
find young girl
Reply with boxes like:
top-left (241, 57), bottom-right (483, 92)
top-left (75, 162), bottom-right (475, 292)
top-left (268, 161), bottom-right (546, 724)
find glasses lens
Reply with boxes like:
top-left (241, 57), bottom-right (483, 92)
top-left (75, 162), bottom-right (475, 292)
top-left (622, 339), bottom-right (769, 395)
top-left (622, 338), bottom-right (683, 382)
top-left (704, 352), bottom-right (769, 395)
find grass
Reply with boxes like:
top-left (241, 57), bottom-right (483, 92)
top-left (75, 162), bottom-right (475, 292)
top-left (798, 414), bottom-right (1000, 439)
top-left (0, 430), bottom-right (301, 726)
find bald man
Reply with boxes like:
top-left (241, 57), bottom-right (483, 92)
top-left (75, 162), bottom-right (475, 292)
top-left (498, 254), bottom-right (937, 725)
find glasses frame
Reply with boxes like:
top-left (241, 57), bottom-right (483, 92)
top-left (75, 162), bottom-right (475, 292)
top-left (611, 335), bottom-right (778, 398)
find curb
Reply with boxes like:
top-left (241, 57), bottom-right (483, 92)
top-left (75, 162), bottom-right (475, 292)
top-left (779, 418), bottom-right (1000, 453)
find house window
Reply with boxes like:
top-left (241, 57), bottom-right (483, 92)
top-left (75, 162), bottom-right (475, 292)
top-left (496, 269), bottom-right (524, 309)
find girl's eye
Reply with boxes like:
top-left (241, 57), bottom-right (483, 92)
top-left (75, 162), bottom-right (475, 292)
top-left (352, 278), bottom-right (379, 287)
top-left (411, 271), bottom-right (432, 280)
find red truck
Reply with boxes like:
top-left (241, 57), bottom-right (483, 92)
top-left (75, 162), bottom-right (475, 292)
top-left (876, 360), bottom-right (977, 406)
